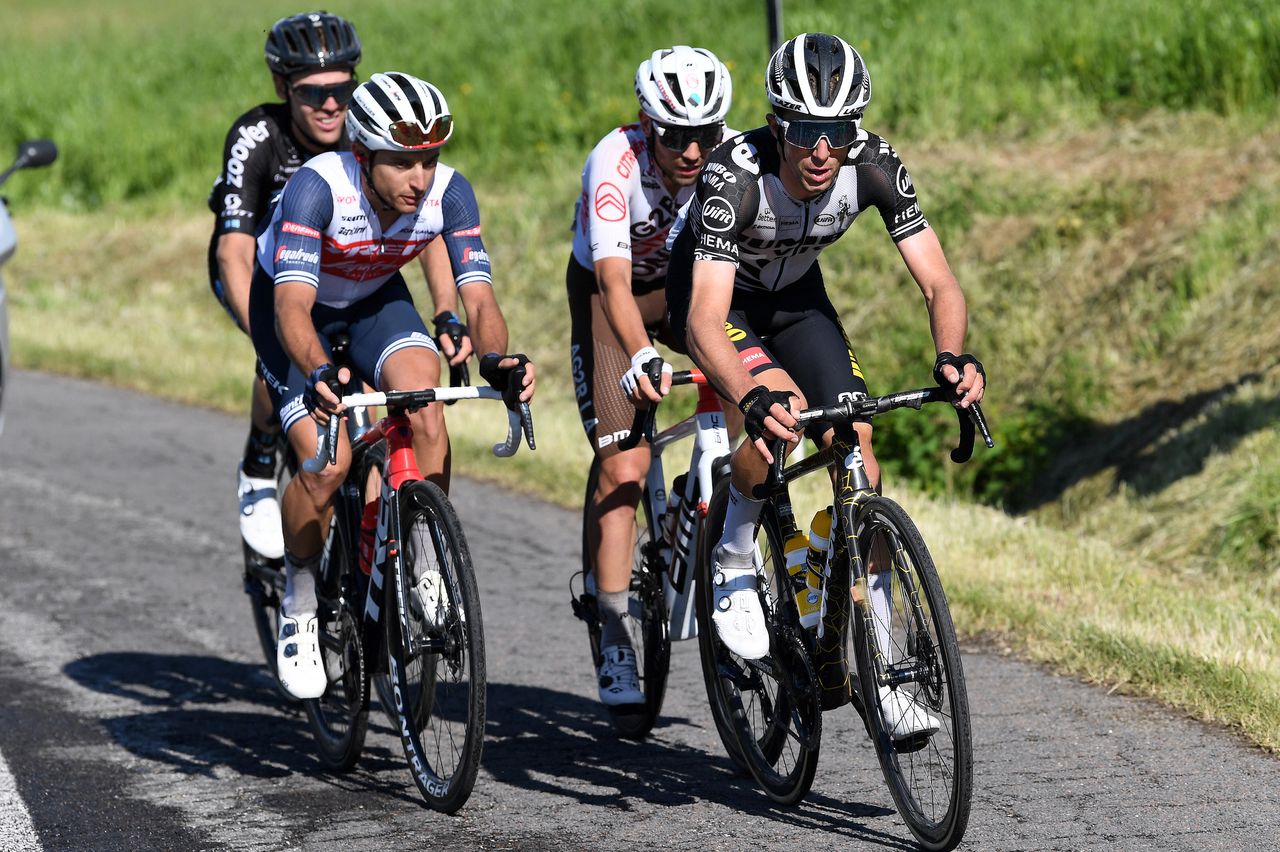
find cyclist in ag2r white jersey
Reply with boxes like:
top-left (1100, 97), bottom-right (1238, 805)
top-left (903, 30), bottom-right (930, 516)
top-left (249, 72), bottom-right (535, 701)
top-left (667, 34), bottom-right (985, 738)
top-left (567, 45), bottom-right (735, 710)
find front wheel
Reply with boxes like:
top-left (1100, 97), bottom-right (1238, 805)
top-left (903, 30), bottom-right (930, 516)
top-left (385, 481), bottom-right (486, 813)
top-left (849, 496), bottom-right (972, 851)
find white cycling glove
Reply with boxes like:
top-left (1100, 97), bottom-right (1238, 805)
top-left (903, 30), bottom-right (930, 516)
top-left (619, 346), bottom-right (672, 396)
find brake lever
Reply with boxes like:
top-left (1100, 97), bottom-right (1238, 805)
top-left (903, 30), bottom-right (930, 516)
top-left (302, 415), bottom-right (341, 473)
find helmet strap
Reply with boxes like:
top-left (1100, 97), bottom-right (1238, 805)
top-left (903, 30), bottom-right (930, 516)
top-left (358, 152), bottom-right (397, 212)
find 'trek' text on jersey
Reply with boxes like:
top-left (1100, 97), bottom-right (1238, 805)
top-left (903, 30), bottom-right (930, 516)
top-left (669, 126), bottom-right (929, 292)
top-left (257, 151), bottom-right (492, 308)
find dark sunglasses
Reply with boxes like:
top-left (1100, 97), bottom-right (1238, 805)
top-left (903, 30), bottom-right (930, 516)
top-left (387, 115), bottom-right (454, 149)
top-left (290, 78), bottom-right (359, 109)
top-left (652, 122), bottom-right (724, 152)
top-left (775, 116), bottom-right (860, 150)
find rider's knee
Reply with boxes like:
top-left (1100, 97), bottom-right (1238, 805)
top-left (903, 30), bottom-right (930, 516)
top-left (597, 450), bottom-right (649, 492)
top-left (410, 403), bottom-right (447, 446)
top-left (293, 461), bottom-right (349, 503)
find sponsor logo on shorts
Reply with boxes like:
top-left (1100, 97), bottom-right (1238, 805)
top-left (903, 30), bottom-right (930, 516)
top-left (739, 346), bottom-right (772, 370)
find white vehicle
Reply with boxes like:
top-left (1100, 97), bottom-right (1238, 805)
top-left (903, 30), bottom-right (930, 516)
top-left (0, 139), bottom-right (58, 433)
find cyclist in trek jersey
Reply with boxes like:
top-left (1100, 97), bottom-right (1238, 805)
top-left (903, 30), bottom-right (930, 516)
top-left (250, 72), bottom-right (535, 700)
top-left (569, 46), bottom-right (733, 708)
top-left (667, 33), bottom-right (985, 738)
top-left (208, 12), bottom-right (470, 561)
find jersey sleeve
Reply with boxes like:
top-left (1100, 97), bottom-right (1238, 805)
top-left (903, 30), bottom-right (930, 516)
top-left (689, 134), bottom-right (760, 265)
top-left (266, 168), bottom-right (332, 289)
top-left (856, 136), bottom-right (929, 243)
top-left (209, 113), bottom-right (277, 238)
top-left (580, 131), bottom-right (639, 266)
top-left (440, 172), bottom-right (492, 288)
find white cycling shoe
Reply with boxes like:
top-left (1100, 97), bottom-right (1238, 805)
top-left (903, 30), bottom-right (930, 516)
top-left (597, 644), bottom-right (644, 707)
top-left (878, 685), bottom-right (941, 740)
top-left (710, 544), bottom-right (770, 661)
top-left (238, 464), bottom-right (284, 560)
top-left (413, 564), bottom-right (446, 629)
top-left (277, 614), bottom-right (327, 700)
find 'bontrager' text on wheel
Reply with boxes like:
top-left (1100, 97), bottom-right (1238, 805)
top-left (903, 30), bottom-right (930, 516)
top-left (385, 480), bottom-right (486, 813)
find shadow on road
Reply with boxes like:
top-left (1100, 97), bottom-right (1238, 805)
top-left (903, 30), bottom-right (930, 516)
top-left (62, 651), bottom-right (416, 803)
top-left (480, 680), bottom-right (906, 847)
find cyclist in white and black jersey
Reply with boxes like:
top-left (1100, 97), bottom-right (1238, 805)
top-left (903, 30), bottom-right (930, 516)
top-left (667, 33), bottom-right (985, 736)
top-left (208, 12), bottom-right (469, 561)
top-left (567, 45), bottom-right (734, 708)
top-left (249, 72), bottom-right (535, 700)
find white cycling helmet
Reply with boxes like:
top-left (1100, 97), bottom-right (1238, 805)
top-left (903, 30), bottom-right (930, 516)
top-left (766, 33), bottom-right (871, 119)
top-left (345, 72), bottom-right (453, 152)
top-left (635, 45), bottom-right (732, 127)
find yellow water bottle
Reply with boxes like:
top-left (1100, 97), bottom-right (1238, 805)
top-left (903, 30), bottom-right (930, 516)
top-left (783, 528), bottom-right (813, 624)
top-left (799, 507), bottom-right (833, 630)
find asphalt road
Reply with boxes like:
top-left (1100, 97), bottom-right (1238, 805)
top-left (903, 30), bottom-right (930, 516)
top-left (1, 369), bottom-right (1278, 851)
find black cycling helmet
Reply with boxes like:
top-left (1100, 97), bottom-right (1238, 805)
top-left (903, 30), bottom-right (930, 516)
top-left (766, 32), bottom-right (871, 119)
top-left (264, 11), bottom-right (361, 78)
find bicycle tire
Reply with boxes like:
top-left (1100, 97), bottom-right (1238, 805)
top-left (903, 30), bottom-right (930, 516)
top-left (385, 480), bottom-right (485, 813)
top-left (695, 479), bottom-right (821, 799)
top-left (302, 443), bottom-right (375, 771)
top-left (580, 458), bottom-right (672, 739)
top-left (849, 496), bottom-right (972, 851)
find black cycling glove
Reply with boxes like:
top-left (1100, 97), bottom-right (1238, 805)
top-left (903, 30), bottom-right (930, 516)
top-left (479, 352), bottom-right (531, 410)
top-left (933, 351), bottom-right (986, 391)
top-left (303, 363), bottom-right (342, 414)
top-left (738, 384), bottom-right (795, 442)
top-left (433, 310), bottom-right (469, 352)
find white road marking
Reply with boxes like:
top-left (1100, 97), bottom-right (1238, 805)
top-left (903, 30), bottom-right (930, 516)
top-left (0, 746), bottom-right (41, 852)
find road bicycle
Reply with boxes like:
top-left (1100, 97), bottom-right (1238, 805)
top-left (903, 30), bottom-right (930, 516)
top-left (696, 385), bottom-right (991, 851)
top-left (572, 368), bottom-right (743, 744)
top-left (252, 356), bottom-right (533, 812)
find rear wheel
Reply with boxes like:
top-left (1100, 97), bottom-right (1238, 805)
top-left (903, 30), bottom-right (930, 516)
top-left (385, 481), bottom-right (485, 813)
top-left (695, 479), bottom-right (821, 799)
top-left (850, 496), bottom-right (972, 851)
top-left (580, 458), bottom-right (672, 738)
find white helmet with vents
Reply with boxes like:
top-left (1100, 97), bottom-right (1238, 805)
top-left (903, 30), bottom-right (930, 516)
top-left (345, 72), bottom-right (453, 153)
top-left (766, 33), bottom-right (871, 119)
top-left (635, 45), bottom-right (732, 127)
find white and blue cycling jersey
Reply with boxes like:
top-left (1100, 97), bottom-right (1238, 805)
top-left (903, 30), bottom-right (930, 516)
top-left (256, 150), bottom-right (491, 307)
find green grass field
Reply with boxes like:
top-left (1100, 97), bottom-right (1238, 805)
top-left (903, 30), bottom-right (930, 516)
top-left (3, 1), bottom-right (1278, 750)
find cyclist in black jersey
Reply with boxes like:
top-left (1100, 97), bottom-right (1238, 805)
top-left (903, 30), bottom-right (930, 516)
top-left (666, 34), bottom-right (984, 731)
top-left (207, 12), bottom-right (470, 560)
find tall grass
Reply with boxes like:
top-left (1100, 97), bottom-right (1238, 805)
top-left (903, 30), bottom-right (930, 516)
top-left (1, 0), bottom-right (1277, 208)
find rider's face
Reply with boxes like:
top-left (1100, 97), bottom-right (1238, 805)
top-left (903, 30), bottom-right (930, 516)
top-left (366, 149), bottom-right (440, 215)
top-left (768, 114), bottom-right (851, 199)
top-left (278, 68), bottom-right (355, 151)
top-left (640, 114), bottom-right (713, 192)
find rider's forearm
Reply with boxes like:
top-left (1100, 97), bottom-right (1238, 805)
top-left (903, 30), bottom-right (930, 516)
top-left (459, 282), bottom-right (509, 356)
top-left (595, 257), bottom-right (651, 356)
top-left (275, 289), bottom-right (329, 374)
top-left (688, 312), bottom-right (755, 405)
top-left (419, 237), bottom-right (458, 316)
top-left (215, 232), bottom-right (257, 331)
top-left (923, 277), bottom-right (968, 356)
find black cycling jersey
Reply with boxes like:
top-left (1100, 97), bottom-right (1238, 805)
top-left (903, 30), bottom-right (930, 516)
top-left (206, 102), bottom-right (341, 287)
top-left (667, 124), bottom-right (929, 293)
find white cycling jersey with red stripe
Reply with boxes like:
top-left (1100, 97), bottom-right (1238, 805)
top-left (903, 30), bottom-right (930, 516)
top-left (570, 122), bottom-right (735, 284)
top-left (257, 150), bottom-right (490, 308)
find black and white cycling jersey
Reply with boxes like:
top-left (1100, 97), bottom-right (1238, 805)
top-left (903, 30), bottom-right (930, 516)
top-left (667, 124), bottom-right (929, 292)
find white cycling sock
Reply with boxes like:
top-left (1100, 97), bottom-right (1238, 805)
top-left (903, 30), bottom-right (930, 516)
top-left (719, 483), bottom-right (764, 554)
top-left (283, 550), bottom-right (320, 617)
top-left (869, 569), bottom-right (893, 662)
top-left (598, 589), bottom-right (633, 649)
